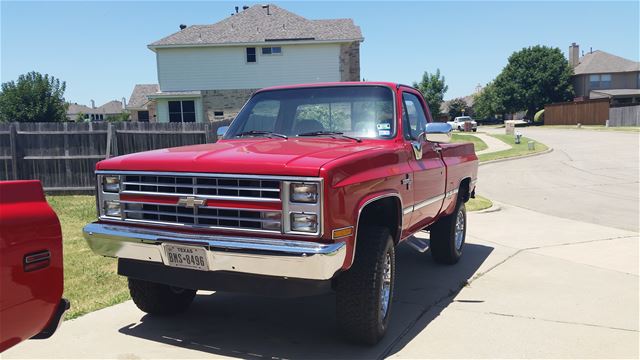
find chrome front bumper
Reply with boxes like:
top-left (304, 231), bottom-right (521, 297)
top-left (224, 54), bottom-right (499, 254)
top-left (83, 223), bottom-right (346, 280)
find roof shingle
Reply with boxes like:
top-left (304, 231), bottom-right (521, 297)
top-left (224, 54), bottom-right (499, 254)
top-left (149, 4), bottom-right (362, 47)
top-left (127, 84), bottom-right (160, 109)
top-left (574, 50), bottom-right (640, 75)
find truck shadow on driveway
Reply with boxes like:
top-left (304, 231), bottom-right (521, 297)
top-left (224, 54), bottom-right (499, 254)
top-left (119, 242), bottom-right (493, 359)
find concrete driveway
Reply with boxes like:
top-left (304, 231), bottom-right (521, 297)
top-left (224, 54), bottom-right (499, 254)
top-left (4, 128), bottom-right (638, 359)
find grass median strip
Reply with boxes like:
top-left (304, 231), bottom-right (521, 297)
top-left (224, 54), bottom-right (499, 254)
top-left (47, 195), bottom-right (129, 320)
top-left (451, 133), bottom-right (488, 152)
top-left (478, 134), bottom-right (548, 162)
top-left (466, 195), bottom-right (493, 212)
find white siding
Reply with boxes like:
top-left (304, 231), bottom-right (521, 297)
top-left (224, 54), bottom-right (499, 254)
top-left (156, 44), bottom-right (341, 91)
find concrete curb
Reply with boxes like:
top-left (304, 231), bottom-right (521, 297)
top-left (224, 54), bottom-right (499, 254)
top-left (470, 202), bottom-right (502, 214)
top-left (479, 147), bottom-right (554, 166)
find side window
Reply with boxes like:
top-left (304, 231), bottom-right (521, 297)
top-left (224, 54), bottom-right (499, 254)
top-left (246, 47), bottom-right (256, 63)
top-left (402, 92), bottom-right (427, 140)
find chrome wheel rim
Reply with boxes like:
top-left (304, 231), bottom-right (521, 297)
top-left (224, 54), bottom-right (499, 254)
top-left (380, 251), bottom-right (392, 319)
top-left (454, 208), bottom-right (465, 250)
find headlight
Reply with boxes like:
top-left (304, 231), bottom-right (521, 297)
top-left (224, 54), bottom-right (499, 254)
top-left (102, 176), bottom-right (121, 193)
top-left (290, 212), bottom-right (318, 233)
top-left (290, 183), bottom-right (318, 203)
top-left (104, 200), bottom-right (121, 217)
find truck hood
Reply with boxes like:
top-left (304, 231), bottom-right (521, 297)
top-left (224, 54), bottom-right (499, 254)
top-left (97, 138), bottom-right (382, 177)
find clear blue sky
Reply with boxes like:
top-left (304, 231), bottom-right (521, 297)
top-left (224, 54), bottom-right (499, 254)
top-left (2, 1), bottom-right (638, 106)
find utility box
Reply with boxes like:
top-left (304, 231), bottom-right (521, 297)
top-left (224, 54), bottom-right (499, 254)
top-left (505, 121), bottom-right (516, 135)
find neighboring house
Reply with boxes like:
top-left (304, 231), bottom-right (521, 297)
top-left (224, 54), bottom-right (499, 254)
top-left (127, 84), bottom-right (160, 122)
top-left (67, 100), bottom-right (125, 121)
top-left (569, 43), bottom-right (640, 105)
top-left (144, 3), bottom-right (363, 123)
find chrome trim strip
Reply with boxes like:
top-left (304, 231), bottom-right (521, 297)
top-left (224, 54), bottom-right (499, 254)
top-left (121, 190), bottom-right (281, 203)
top-left (414, 194), bottom-right (445, 211)
top-left (122, 181), bottom-right (281, 193)
top-left (98, 217), bottom-right (283, 234)
top-left (97, 170), bottom-right (323, 183)
top-left (83, 223), bottom-right (345, 280)
top-left (403, 206), bottom-right (414, 215)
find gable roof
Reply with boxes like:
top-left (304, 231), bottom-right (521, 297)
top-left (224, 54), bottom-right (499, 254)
top-left (149, 4), bottom-right (363, 48)
top-left (574, 50), bottom-right (640, 75)
top-left (67, 101), bottom-right (124, 115)
top-left (127, 84), bottom-right (160, 109)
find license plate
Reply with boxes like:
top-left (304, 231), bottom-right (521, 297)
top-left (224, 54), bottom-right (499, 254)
top-left (163, 244), bottom-right (209, 271)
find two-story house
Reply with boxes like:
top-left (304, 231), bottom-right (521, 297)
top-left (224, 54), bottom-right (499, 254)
top-left (131, 4), bottom-right (363, 123)
top-left (569, 43), bottom-right (640, 105)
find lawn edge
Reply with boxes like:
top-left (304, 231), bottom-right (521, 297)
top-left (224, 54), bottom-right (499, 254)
top-left (479, 147), bottom-right (553, 165)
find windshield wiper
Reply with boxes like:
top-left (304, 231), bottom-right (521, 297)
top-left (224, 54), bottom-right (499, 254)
top-left (297, 131), bottom-right (362, 143)
top-left (236, 130), bottom-right (288, 139)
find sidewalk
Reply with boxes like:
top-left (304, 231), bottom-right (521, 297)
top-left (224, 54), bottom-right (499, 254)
top-left (457, 132), bottom-right (511, 154)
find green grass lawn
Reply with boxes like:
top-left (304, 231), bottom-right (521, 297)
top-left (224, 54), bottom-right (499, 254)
top-left (47, 196), bottom-right (129, 320)
top-left (466, 195), bottom-right (493, 212)
top-left (478, 134), bottom-right (549, 162)
top-left (451, 133), bottom-right (488, 152)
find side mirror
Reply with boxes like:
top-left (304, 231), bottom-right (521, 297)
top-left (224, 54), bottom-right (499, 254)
top-left (217, 126), bottom-right (229, 138)
top-left (424, 123), bottom-right (452, 143)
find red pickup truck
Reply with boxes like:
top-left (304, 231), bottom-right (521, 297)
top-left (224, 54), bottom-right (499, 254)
top-left (83, 82), bottom-right (478, 344)
top-left (0, 180), bottom-right (69, 352)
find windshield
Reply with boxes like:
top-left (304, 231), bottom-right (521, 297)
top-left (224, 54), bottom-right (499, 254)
top-left (224, 86), bottom-right (395, 140)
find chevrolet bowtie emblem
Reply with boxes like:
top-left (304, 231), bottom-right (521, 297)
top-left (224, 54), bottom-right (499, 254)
top-left (177, 196), bottom-right (206, 208)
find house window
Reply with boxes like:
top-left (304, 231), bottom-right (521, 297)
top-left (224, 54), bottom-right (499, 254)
top-left (246, 47), bottom-right (256, 63)
top-left (138, 111), bottom-right (149, 122)
top-left (589, 74), bottom-right (612, 89)
top-left (168, 100), bottom-right (196, 122)
top-left (261, 46), bottom-right (282, 55)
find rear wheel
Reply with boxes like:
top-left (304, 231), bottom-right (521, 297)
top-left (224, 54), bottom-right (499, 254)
top-left (128, 278), bottom-right (196, 315)
top-left (430, 200), bottom-right (466, 264)
top-left (335, 226), bottom-right (395, 345)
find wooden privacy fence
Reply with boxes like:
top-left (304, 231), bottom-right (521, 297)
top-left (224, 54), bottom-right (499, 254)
top-left (0, 121), bottom-right (230, 192)
top-left (544, 99), bottom-right (610, 125)
top-left (609, 105), bottom-right (640, 126)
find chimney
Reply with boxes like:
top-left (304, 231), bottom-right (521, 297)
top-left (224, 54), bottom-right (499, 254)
top-left (179, 24), bottom-right (187, 30)
top-left (568, 42), bottom-right (580, 68)
top-left (122, 97), bottom-right (126, 109)
top-left (235, 6), bottom-right (239, 13)
top-left (90, 99), bottom-right (95, 109)
top-left (262, 4), bottom-right (270, 15)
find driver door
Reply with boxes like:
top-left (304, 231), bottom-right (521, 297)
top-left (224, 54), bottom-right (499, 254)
top-left (401, 90), bottom-right (447, 231)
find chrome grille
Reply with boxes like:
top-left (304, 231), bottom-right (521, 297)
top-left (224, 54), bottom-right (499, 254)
top-left (122, 202), bottom-right (281, 231)
top-left (121, 175), bottom-right (281, 201)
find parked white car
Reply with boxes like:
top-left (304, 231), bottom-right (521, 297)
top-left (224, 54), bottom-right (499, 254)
top-left (448, 116), bottom-right (478, 132)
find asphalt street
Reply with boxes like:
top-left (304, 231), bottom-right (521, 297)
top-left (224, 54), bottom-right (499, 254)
top-left (4, 128), bottom-right (638, 359)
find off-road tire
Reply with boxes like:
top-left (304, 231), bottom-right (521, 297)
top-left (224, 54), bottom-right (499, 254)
top-left (128, 278), bottom-right (196, 315)
top-left (430, 200), bottom-right (466, 264)
top-left (335, 226), bottom-right (395, 345)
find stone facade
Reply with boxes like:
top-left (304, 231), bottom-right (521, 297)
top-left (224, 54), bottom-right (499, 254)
top-left (130, 102), bottom-right (157, 122)
top-left (202, 88), bottom-right (258, 122)
top-left (339, 41), bottom-right (361, 82)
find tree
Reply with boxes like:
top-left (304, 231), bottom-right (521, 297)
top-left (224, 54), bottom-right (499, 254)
top-left (493, 46), bottom-right (574, 119)
top-left (105, 111), bottom-right (131, 122)
top-left (447, 98), bottom-right (468, 119)
top-left (473, 82), bottom-right (504, 119)
top-left (413, 69), bottom-right (448, 118)
top-left (0, 71), bottom-right (67, 122)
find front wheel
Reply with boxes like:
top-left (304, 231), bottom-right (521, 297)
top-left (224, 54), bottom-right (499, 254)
top-left (128, 278), bottom-right (196, 315)
top-left (335, 226), bottom-right (395, 345)
top-left (430, 201), bottom-right (466, 264)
